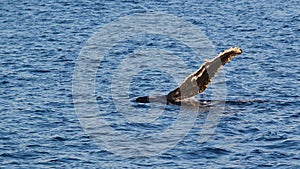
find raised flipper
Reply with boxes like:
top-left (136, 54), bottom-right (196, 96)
top-left (135, 47), bottom-right (243, 104)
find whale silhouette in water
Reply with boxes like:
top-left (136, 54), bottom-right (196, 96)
top-left (135, 47), bottom-right (243, 105)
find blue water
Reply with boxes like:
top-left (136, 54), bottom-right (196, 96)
top-left (1, 0), bottom-right (299, 168)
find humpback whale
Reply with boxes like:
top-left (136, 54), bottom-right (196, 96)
top-left (135, 47), bottom-right (243, 105)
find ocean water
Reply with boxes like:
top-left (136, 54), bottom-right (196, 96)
top-left (1, 0), bottom-right (299, 168)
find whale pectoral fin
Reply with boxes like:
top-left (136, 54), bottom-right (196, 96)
top-left (136, 47), bottom-right (242, 105)
top-left (167, 47), bottom-right (243, 103)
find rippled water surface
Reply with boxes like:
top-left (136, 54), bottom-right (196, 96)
top-left (1, 0), bottom-right (299, 168)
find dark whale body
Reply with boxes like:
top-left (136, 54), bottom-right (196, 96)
top-left (135, 47), bottom-right (243, 105)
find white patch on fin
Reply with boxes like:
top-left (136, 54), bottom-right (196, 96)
top-left (191, 76), bottom-right (197, 82)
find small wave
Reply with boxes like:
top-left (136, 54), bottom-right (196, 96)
top-left (257, 139), bottom-right (300, 150)
top-left (203, 147), bottom-right (231, 155)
